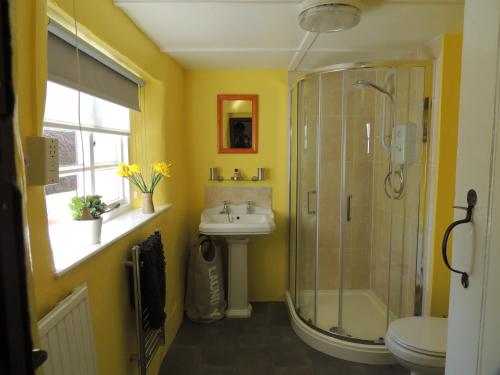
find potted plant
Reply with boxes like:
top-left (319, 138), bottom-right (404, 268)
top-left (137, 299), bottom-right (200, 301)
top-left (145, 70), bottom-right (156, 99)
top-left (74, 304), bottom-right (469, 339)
top-left (69, 195), bottom-right (106, 245)
top-left (116, 162), bottom-right (172, 214)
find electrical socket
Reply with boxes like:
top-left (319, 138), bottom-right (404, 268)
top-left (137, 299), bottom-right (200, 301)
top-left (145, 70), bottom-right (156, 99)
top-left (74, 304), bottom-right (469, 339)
top-left (27, 137), bottom-right (59, 186)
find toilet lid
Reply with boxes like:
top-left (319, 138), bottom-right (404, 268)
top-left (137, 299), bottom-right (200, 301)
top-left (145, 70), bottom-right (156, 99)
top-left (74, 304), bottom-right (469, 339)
top-left (387, 317), bottom-right (447, 356)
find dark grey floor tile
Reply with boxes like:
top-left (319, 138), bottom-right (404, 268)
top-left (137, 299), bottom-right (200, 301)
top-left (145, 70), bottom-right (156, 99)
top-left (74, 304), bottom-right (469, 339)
top-left (267, 326), bottom-right (307, 348)
top-left (269, 302), bottom-right (290, 326)
top-left (174, 323), bottom-right (207, 346)
top-left (201, 346), bottom-right (239, 368)
top-left (350, 363), bottom-right (408, 375)
top-left (238, 326), bottom-right (270, 348)
top-left (313, 361), bottom-right (358, 375)
top-left (240, 305), bottom-right (271, 328)
top-left (236, 348), bottom-right (273, 375)
top-left (251, 302), bottom-right (270, 315)
top-left (161, 305), bottom-right (409, 375)
top-left (306, 346), bottom-right (335, 366)
top-left (159, 345), bottom-right (201, 375)
top-left (390, 364), bottom-right (410, 375)
top-left (273, 365), bottom-right (314, 375)
top-left (306, 347), bottom-right (355, 373)
top-left (269, 344), bottom-right (312, 367)
top-left (313, 365), bottom-right (354, 375)
top-left (197, 367), bottom-right (237, 375)
top-left (203, 326), bottom-right (239, 348)
top-left (212, 317), bottom-right (242, 330)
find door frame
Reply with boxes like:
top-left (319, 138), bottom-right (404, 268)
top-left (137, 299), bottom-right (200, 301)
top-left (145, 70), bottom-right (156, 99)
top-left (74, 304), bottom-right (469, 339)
top-left (0, 1), bottom-right (37, 373)
top-left (445, 1), bottom-right (500, 374)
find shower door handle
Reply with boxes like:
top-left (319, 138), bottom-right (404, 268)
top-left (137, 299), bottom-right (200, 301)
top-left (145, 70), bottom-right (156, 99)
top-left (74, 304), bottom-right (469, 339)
top-left (442, 189), bottom-right (477, 289)
top-left (307, 190), bottom-right (316, 214)
top-left (347, 194), bottom-right (352, 222)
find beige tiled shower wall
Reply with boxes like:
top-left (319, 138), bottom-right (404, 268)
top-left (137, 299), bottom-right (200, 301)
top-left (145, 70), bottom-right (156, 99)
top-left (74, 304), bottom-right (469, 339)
top-left (318, 72), bottom-right (342, 290)
top-left (370, 67), bottom-right (425, 318)
top-left (395, 67), bottom-right (425, 318)
top-left (297, 67), bottom-right (424, 321)
top-left (370, 68), bottom-right (396, 309)
top-left (318, 70), bottom-right (376, 291)
top-left (343, 70), bottom-right (376, 291)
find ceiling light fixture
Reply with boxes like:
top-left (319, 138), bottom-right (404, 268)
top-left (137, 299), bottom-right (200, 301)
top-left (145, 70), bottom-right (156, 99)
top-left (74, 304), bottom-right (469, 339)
top-left (298, 0), bottom-right (362, 33)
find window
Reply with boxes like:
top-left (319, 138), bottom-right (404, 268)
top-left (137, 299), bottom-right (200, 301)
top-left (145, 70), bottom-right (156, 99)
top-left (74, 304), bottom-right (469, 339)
top-left (44, 81), bottom-right (130, 226)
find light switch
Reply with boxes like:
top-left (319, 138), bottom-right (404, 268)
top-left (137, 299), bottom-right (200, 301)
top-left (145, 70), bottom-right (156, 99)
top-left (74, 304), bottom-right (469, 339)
top-left (27, 137), bottom-right (59, 186)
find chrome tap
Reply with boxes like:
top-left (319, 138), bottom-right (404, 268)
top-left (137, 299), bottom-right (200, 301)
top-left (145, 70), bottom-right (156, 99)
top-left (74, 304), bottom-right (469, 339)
top-left (246, 201), bottom-right (253, 214)
top-left (220, 200), bottom-right (230, 214)
top-left (220, 201), bottom-right (233, 223)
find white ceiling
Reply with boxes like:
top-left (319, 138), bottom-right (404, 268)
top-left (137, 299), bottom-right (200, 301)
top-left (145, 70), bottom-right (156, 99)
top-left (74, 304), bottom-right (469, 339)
top-left (115, 0), bottom-right (464, 71)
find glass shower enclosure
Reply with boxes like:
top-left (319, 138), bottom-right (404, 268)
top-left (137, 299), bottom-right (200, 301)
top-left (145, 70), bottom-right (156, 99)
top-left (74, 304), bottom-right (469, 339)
top-left (289, 62), bottom-right (431, 347)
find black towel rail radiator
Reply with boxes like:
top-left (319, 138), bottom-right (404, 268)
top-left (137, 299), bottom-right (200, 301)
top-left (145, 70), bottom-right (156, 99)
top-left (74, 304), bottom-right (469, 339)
top-left (125, 232), bottom-right (165, 375)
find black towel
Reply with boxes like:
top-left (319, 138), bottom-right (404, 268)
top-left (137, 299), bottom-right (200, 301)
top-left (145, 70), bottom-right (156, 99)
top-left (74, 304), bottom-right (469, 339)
top-left (139, 231), bottom-right (166, 330)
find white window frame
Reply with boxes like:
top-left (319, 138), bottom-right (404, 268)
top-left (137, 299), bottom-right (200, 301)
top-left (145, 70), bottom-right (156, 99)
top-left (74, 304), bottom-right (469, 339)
top-left (43, 120), bottom-right (132, 222)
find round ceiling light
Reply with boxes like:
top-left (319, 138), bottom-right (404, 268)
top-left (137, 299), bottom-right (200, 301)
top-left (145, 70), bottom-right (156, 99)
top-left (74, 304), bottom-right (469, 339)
top-left (298, 1), bottom-right (362, 33)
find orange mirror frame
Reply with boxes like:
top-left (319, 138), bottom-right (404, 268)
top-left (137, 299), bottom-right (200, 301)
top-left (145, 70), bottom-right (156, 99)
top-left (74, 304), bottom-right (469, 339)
top-left (217, 94), bottom-right (258, 154)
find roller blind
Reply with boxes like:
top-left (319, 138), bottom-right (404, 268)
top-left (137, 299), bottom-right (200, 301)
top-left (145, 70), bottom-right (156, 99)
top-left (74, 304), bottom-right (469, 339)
top-left (47, 22), bottom-right (143, 111)
top-left (44, 81), bottom-right (131, 135)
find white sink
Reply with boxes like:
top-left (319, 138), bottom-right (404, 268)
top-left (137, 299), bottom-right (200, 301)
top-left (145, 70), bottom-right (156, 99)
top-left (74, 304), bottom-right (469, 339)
top-left (198, 204), bottom-right (275, 319)
top-left (199, 204), bottom-right (275, 236)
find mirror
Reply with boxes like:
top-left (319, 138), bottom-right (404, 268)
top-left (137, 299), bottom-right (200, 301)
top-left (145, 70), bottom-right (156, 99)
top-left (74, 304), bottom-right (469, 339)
top-left (217, 94), bottom-right (258, 153)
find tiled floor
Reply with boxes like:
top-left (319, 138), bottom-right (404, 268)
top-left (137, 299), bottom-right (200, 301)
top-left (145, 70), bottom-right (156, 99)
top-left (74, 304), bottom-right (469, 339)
top-left (159, 302), bottom-right (409, 375)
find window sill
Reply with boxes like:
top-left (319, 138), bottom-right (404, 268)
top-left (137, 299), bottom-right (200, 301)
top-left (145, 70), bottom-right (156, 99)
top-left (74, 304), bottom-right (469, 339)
top-left (49, 204), bottom-right (172, 277)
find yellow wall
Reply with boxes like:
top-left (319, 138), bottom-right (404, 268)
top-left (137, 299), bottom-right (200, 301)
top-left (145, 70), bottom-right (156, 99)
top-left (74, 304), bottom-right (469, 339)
top-left (430, 34), bottom-right (463, 317)
top-left (11, 0), bottom-right (191, 374)
top-left (10, 0), bottom-right (459, 371)
top-left (184, 70), bottom-right (289, 301)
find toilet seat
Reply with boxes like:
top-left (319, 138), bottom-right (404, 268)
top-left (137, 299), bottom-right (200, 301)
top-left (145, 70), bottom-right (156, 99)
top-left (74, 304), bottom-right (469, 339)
top-left (389, 334), bottom-right (445, 357)
top-left (385, 317), bottom-right (447, 370)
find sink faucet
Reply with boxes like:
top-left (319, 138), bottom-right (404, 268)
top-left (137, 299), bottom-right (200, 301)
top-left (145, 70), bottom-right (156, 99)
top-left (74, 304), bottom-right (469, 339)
top-left (220, 200), bottom-right (230, 214)
top-left (246, 201), bottom-right (253, 214)
top-left (220, 201), bottom-right (233, 223)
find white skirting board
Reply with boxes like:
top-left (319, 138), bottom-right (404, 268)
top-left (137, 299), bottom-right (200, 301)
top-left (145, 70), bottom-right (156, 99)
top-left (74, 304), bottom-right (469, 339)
top-left (38, 284), bottom-right (98, 375)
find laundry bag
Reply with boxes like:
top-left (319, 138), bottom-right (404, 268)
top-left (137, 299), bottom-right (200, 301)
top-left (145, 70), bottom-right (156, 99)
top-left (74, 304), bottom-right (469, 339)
top-left (185, 235), bottom-right (226, 322)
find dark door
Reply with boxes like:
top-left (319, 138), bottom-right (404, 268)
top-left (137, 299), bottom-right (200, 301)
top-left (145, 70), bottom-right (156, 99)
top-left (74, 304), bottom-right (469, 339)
top-left (0, 1), bottom-right (45, 373)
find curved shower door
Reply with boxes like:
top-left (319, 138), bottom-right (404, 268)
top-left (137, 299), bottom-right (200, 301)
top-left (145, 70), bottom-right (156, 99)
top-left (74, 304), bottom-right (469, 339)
top-left (337, 68), bottom-right (394, 341)
top-left (386, 66), bottom-right (427, 321)
top-left (315, 71), bottom-right (343, 334)
top-left (291, 63), bottom-right (429, 346)
top-left (295, 75), bottom-right (319, 325)
top-left (315, 68), bottom-right (394, 341)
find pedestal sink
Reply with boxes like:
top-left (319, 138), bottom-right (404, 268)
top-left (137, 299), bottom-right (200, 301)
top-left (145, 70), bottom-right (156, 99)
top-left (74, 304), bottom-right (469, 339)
top-left (199, 204), bottom-right (275, 318)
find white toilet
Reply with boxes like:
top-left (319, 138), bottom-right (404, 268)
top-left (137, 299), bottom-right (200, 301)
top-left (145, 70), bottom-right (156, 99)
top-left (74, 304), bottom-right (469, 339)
top-left (385, 317), bottom-right (447, 375)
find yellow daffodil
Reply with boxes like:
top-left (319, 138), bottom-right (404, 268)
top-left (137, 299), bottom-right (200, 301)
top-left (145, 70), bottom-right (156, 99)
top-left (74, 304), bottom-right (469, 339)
top-left (129, 164), bottom-right (141, 174)
top-left (152, 162), bottom-right (161, 172)
top-left (153, 162), bottom-right (172, 177)
top-left (116, 162), bottom-right (132, 177)
top-left (117, 161), bottom-right (171, 194)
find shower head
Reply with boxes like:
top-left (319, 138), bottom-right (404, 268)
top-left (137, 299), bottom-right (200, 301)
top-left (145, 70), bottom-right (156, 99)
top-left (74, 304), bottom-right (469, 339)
top-left (353, 80), bottom-right (393, 99)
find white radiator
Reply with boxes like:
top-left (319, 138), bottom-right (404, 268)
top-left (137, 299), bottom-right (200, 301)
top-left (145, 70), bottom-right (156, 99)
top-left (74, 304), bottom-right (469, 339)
top-left (38, 284), bottom-right (98, 375)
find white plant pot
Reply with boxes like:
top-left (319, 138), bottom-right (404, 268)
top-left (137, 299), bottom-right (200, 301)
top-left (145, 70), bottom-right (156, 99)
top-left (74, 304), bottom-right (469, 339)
top-left (73, 217), bottom-right (103, 246)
